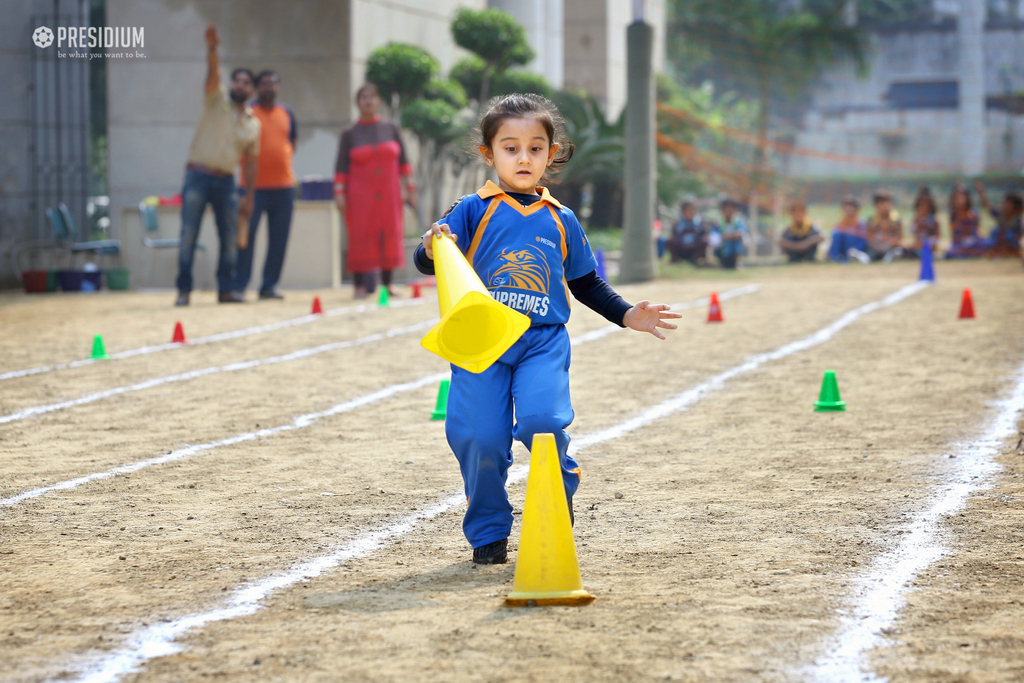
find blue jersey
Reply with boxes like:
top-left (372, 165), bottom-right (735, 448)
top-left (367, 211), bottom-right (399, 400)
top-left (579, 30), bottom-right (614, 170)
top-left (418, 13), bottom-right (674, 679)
top-left (439, 180), bottom-right (598, 326)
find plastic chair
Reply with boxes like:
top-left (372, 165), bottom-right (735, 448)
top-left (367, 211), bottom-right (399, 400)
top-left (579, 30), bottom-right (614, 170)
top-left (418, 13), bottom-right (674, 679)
top-left (139, 202), bottom-right (206, 285)
top-left (53, 203), bottom-right (121, 263)
top-left (10, 204), bottom-right (121, 282)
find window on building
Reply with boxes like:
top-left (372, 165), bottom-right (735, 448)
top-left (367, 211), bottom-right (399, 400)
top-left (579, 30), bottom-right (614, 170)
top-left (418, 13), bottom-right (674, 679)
top-left (886, 81), bottom-right (959, 109)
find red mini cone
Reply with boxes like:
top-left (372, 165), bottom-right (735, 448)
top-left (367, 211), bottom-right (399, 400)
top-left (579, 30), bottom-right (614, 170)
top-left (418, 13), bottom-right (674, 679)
top-left (172, 321), bottom-right (187, 344)
top-left (707, 291), bottom-right (724, 323)
top-left (958, 288), bottom-right (975, 319)
top-left (411, 283), bottom-right (422, 299)
top-left (311, 296), bottom-right (323, 315)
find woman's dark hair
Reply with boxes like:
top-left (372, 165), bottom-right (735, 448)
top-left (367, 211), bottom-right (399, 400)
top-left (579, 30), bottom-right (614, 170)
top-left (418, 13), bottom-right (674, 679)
top-left (949, 184), bottom-right (972, 220)
top-left (477, 93), bottom-right (575, 173)
top-left (355, 82), bottom-right (379, 99)
top-left (230, 67), bottom-right (255, 84)
top-left (1006, 191), bottom-right (1024, 212)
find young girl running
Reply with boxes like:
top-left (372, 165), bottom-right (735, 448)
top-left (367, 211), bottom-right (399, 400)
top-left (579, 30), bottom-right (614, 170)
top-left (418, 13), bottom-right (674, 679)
top-left (414, 94), bottom-right (681, 564)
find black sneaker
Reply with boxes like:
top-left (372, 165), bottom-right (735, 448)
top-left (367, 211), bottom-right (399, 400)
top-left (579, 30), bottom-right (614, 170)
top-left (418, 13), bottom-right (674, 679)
top-left (258, 289), bottom-right (284, 300)
top-left (218, 291), bottom-right (245, 303)
top-left (472, 538), bottom-right (508, 564)
top-left (174, 291), bottom-right (189, 307)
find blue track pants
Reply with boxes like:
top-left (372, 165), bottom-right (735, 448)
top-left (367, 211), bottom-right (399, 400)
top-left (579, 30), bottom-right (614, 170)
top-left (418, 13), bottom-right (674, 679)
top-left (445, 324), bottom-right (581, 548)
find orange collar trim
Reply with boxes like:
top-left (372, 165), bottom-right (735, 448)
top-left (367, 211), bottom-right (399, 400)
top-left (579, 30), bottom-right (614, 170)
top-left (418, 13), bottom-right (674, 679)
top-left (476, 180), bottom-right (564, 210)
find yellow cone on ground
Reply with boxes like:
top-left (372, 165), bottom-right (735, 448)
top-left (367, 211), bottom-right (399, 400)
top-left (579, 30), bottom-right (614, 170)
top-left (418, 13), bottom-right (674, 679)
top-left (505, 433), bottom-right (595, 607)
top-left (420, 233), bottom-right (531, 374)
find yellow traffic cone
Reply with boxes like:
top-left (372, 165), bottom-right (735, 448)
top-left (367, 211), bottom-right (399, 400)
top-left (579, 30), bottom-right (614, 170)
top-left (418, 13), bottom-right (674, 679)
top-left (505, 433), bottom-right (595, 607)
top-left (420, 233), bottom-right (531, 374)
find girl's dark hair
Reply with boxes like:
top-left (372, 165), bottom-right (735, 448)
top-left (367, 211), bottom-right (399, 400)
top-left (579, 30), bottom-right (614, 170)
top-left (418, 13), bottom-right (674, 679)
top-left (477, 93), bottom-right (575, 173)
top-left (914, 187), bottom-right (936, 215)
top-left (355, 82), bottom-right (379, 99)
top-left (949, 184), bottom-right (972, 220)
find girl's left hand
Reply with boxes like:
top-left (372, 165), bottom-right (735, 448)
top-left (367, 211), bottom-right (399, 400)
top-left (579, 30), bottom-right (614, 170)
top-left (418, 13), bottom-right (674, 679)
top-left (623, 301), bottom-right (682, 340)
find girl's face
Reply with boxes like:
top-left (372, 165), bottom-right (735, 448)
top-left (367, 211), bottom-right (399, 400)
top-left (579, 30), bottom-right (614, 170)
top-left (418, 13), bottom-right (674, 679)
top-left (953, 190), bottom-right (968, 211)
top-left (480, 117), bottom-right (558, 194)
top-left (842, 203), bottom-right (858, 219)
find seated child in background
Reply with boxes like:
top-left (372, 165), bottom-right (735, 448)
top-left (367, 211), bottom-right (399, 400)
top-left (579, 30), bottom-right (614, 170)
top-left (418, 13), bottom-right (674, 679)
top-left (944, 184), bottom-right (983, 259)
top-left (710, 198), bottom-right (748, 269)
top-left (974, 180), bottom-right (1023, 258)
top-left (778, 199), bottom-right (824, 262)
top-left (906, 186), bottom-right (940, 259)
top-left (863, 191), bottom-right (903, 261)
top-left (827, 196), bottom-right (868, 263)
top-left (668, 200), bottom-right (708, 265)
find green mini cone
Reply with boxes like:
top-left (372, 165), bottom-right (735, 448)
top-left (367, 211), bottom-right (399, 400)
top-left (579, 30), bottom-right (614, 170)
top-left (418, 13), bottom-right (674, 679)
top-left (91, 334), bottom-right (108, 360)
top-left (814, 370), bottom-right (845, 411)
top-left (378, 287), bottom-right (390, 307)
top-left (430, 379), bottom-right (450, 420)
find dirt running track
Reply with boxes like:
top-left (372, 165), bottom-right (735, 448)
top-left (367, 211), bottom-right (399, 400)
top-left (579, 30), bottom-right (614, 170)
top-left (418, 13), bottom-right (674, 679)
top-left (0, 260), bottom-right (1022, 682)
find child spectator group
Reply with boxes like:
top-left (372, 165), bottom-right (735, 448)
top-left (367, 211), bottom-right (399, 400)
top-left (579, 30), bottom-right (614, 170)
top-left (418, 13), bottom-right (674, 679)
top-left (660, 183), bottom-right (1021, 269)
top-left (665, 198), bottom-right (750, 269)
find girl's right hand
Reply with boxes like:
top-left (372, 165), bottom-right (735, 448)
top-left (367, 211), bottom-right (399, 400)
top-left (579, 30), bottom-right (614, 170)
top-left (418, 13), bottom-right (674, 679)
top-left (421, 222), bottom-right (457, 260)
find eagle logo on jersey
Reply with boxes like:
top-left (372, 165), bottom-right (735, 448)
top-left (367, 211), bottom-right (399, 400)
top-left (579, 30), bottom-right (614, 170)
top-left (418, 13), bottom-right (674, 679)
top-left (489, 246), bottom-right (550, 294)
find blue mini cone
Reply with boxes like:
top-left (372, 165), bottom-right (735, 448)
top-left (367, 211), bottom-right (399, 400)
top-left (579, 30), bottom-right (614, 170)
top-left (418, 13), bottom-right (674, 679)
top-left (595, 249), bottom-right (607, 281)
top-left (919, 238), bottom-right (935, 282)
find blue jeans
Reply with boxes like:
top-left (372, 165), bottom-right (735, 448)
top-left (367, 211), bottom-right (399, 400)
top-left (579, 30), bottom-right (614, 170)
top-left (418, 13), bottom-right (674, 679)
top-left (235, 187), bottom-right (294, 293)
top-left (828, 232), bottom-right (867, 262)
top-left (177, 167), bottom-right (237, 293)
top-left (445, 324), bottom-right (581, 548)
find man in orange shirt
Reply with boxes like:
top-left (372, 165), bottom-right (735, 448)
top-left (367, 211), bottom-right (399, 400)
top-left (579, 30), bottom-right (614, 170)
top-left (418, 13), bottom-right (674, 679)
top-left (235, 69), bottom-right (297, 299)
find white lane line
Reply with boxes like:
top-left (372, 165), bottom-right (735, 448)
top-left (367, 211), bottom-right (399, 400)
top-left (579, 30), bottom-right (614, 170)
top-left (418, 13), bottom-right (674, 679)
top-left (72, 492), bottom-right (468, 683)
top-left (807, 362), bottom-right (1024, 683)
top-left (0, 285), bottom-right (760, 508)
top-left (570, 284), bottom-right (760, 346)
top-left (0, 285), bottom-right (758, 426)
top-left (0, 319), bottom-right (437, 426)
top-left (571, 281), bottom-right (928, 451)
top-left (0, 298), bottom-right (430, 382)
top-left (62, 281), bottom-right (924, 683)
top-left (0, 372), bottom-right (449, 509)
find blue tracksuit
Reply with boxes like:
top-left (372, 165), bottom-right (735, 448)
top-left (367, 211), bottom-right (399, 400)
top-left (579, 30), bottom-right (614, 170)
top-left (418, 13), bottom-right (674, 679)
top-left (437, 180), bottom-right (598, 548)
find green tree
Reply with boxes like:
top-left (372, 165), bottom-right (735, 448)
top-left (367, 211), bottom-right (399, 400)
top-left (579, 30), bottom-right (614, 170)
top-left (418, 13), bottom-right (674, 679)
top-left (424, 78), bottom-right (468, 110)
top-left (493, 70), bottom-right (553, 99)
top-left (365, 42), bottom-right (439, 113)
top-left (450, 7), bottom-right (534, 103)
top-left (402, 98), bottom-right (470, 219)
top-left (670, 0), bottom-right (868, 172)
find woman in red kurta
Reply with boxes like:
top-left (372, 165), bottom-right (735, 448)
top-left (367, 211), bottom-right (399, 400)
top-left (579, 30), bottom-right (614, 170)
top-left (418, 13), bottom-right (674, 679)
top-left (334, 83), bottom-right (417, 298)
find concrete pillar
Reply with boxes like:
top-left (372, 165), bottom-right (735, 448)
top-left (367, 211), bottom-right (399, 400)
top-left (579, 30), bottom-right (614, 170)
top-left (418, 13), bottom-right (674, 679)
top-left (489, 0), bottom-right (563, 88)
top-left (960, 0), bottom-right (986, 175)
top-left (619, 19), bottom-right (656, 284)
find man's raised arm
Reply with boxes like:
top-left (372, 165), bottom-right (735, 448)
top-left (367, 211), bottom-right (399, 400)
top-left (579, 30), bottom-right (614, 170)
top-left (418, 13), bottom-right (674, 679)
top-left (204, 24), bottom-right (220, 94)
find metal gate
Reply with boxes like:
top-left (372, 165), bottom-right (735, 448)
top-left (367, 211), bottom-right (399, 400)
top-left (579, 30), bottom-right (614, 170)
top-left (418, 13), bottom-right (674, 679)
top-left (30, 0), bottom-right (91, 241)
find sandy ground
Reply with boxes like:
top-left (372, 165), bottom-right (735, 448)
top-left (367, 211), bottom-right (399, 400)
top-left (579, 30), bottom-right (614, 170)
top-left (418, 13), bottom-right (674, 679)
top-left (0, 259), bottom-right (1022, 682)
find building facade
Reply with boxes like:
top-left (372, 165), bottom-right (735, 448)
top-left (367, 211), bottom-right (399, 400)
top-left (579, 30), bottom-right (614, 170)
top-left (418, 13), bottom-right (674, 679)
top-left (0, 0), bottom-right (665, 287)
top-left (791, 0), bottom-right (1024, 177)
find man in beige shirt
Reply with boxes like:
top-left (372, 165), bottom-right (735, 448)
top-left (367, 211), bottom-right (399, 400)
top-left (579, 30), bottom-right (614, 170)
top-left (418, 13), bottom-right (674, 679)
top-left (175, 24), bottom-right (260, 306)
